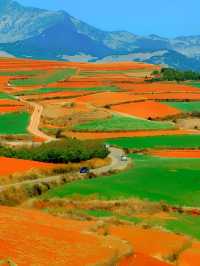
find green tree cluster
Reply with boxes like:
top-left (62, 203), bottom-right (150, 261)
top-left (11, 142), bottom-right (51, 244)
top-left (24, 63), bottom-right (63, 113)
top-left (0, 138), bottom-right (108, 163)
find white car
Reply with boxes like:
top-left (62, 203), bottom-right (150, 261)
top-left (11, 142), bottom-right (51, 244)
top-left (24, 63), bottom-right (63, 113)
top-left (121, 155), bottom-right (128, 162)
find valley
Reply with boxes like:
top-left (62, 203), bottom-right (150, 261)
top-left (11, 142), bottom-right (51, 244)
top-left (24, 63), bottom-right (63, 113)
top-left (0, 57), bottom-right (200, 265)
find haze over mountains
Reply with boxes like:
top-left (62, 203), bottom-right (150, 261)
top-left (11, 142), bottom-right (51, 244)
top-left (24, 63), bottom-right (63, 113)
top-left (1, 0), bottom-right (200, 70)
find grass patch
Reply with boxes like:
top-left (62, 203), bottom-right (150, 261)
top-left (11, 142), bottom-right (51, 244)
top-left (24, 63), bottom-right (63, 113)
top-left (42, 154), bottom-right (200, 207)
top-left (0, 112), bottom-right (29, 134)
top-left (164, 101), bottom-right (200, 112)
top-left (0, 92), bottom-right (15, 100)
top-left (14, 86), bottom-right (119, 96)
top-left (165, 214), bottom-right (200, 240)
top-left (107, 135), bottom-right (200, 149)
top-left (74, 115), bottom-right (175, 132)
top-left (10, 68), bottom-right (76, 87)
top-left (0, 70), bottom-right (44, 76)
top-left (187, 82), bottom-right (200, 88)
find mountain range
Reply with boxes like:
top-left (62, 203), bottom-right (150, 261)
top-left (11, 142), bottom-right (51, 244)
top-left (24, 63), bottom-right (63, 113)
top-left (1, 0), bottom-right (200, 70)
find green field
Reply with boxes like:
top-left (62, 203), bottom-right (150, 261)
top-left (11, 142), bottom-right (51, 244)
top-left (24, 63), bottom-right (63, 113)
top-left (187, 82), bottom-right (200, 88)
top-left (108, 135), bottom-right (200, 149)
top-left (43, 154), bottom-right (200, 207)
top-left (74, 115), bottom-right (175, 132)
top-left (165, 101), bottom-right (200, 112)
top-left (0, 92), bottom-right (15, 100)
top-left (14, 86), bottom-right (119, 96)
top-left (10, 69), bottom-right (76, 87)
top-left (0, 70), bottom-right (44, 76)
top-left (0, 112), bottom-right (29, 134)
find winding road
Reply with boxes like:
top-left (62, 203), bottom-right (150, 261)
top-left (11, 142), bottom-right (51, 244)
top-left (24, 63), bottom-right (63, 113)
top-left (0, 147), bottom-right (131, 193)
top-left (20, 98), bottom-right (55, 142)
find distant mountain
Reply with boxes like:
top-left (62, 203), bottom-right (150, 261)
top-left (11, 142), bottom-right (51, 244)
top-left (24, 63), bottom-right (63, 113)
top-left (1, 0), bottom-right (200, 71)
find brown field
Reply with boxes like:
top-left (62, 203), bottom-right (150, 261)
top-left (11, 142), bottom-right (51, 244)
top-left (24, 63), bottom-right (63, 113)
top-left (151, 149), bottom-right (200, 158)
top-left (112, 100), bottom-right (181, 119)
top-left (65, 129), bottom-right (194, 139)
top-left (74, 92), bottom-right (144, 107)
top-left (0, 157), bottom-right (55, 177)
top-left (118, 82), bottom-right (200, 93)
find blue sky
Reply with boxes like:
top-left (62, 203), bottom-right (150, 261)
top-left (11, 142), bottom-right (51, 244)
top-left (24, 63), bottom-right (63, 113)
top-left (17, 0), bottom-right (199, 37)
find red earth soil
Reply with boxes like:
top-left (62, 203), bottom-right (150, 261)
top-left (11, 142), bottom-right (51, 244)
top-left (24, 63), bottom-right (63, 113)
top-left (0, 157), bottom-right (56, 176)
top-left (177, 242), bottom-right (200, 266)
top-left (66, 129), bottom-right (195, 139)
top-left (118, 82), bottom-right (199, 93)
top-left (110, 225), bottom-right (188, 258)
top-left (133, 92), bottom-right (200, 101)
top-left (0, 106), bottom-right (23, 113)
top-left (0, 99), bottom-right (23, 106)
top-left (0, 206), bottom-right (126, 266)
top-left (112, 100), bottom-right (181, 119)
top-left (74, 92), bottom-right (144, 107)
top-left (22, 91), bottom-right (90, 101)
top-left (119, 252), bottom-right (171, 266)
top-left (151, 149), bottom-right (200, 158)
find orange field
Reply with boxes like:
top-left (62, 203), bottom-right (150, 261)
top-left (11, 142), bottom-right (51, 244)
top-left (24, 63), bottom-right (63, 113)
top-left (0, 99), bottom-right (23, 106)
top-left (151, 149), bottom-right (200, 158)
top-left (134, 92), bottom-right (200, 101)
top-left (119, 253), bottom-right (171, 266)
top-left (112, 100), bottom-right (181, 119)
top-left (66, 129), bottom-right (194, 139)
top-left (22, 91), bottom-right (90, 101)
top-left (0, 206), bottom-right (196, 266)
top-left (0, 157), bottom-right (55, 176)
top-left (118, 82), bottom-right (200, 93)
top-left (75, 92), bottom-right (144, 107)
top-left (0, 106), bottom-right (23, 113)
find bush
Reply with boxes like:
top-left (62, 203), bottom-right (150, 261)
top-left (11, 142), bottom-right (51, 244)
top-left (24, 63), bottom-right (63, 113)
top-left (0, 138), bottom-right (109, 164)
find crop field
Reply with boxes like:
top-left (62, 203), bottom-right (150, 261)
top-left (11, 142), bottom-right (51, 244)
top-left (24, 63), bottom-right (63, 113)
top-left (112, 100), bottom-right (181, 119)
top-left (1, 58), bottom-right (200, 265)
top-left (10, 68), bottom-right (76, 87)
top-left (164, 101), bottom-right (200, 112)
top-left (107, 135), bottom-right (200, 149)
top-left (74, 92), bottom-right (144, 107)
top-left (74, 115), bottom-right (175, 132)
top-left (43, 153), bottom-right (200, 207)
top-left (0, 112), bottom-right (29, 134)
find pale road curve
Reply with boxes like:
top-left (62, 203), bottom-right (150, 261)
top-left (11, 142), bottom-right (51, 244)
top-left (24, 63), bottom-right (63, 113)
top-left (0, 147), bottom-right (131, 193)
top-left (20, 97), bottom-right (55, 142)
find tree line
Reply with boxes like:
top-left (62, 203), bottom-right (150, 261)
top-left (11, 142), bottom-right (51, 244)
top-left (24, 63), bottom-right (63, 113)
top-left (0, 138), bottom-right (109, 164)
top-left (148, 68), bottom-right (200, 82)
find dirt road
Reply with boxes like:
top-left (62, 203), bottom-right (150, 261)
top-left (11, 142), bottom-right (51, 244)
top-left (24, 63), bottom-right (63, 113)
top-left (20, 98), bottom-right (55, 142)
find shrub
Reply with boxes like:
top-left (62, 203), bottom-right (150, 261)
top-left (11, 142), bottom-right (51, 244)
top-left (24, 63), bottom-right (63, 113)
top-left (0, 138), bottom-right (109, 164)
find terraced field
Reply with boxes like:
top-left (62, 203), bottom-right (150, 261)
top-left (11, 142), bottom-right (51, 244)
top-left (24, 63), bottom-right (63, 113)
top-left (1, 58), bottom-right (200, 265)
top-left (74, 115), bottom-right (175, 132)
top-left (0, 112), bottom-right (29, 134)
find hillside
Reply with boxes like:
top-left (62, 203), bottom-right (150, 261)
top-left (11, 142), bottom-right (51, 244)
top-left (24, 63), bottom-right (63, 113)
top-left (1, 0), bottom-right (200, 70)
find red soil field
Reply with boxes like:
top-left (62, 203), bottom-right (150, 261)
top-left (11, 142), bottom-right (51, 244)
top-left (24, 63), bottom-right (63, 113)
top-left (112, 100), bottom-right (181, 119)
top-left (0, 106), bottom-right (23, 113)
top-left (0, 99), bottom-right (23, 106)
top-left (118, 82), bottom-right (199, 93)
top-left (75, 92), bottom-right (144, 107)
top-left (0, 206), bottom-right (125, 266)
top-left (110, 225), bottom-right (188, 258)
top-left (135, 92), bottom-right (200, 101)
top-left (77, 61), bottom-right (157, 71)
top-left (177, 242), bottom-right (200, 266)
top-left (0, 157), bottom-right (55, 177)
top-left (151, 149), bottom-right (200, 158)
top-left (22, 91), bottom-right (90, 101)
top-left (119, 252), bottom-right (171, 266)
top-left (66, 129), bottom-right (194, 139)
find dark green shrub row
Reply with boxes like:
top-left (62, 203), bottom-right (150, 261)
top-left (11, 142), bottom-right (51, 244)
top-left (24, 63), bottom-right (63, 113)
top-left (149, 68), bottom-right (200, 82)
top-left (0, 138), bottom-right (109, 163)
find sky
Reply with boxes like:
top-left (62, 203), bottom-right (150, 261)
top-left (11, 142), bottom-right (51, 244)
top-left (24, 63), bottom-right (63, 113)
top-left (17, 0), bottom-right (199, 37)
